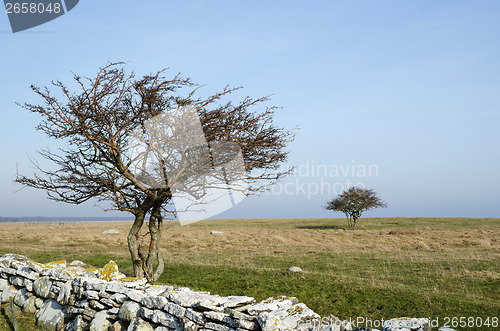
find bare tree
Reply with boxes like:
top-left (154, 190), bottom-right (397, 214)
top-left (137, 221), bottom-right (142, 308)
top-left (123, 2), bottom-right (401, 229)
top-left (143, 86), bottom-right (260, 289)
top-left (15, 62), bottom-right (295, 282)
top-left (324, 187), bottom-right (386, 229)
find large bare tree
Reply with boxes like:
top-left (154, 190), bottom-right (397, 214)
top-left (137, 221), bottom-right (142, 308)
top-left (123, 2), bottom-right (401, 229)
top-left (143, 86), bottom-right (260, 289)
top-left (16, 63), bottom-right (295, 282)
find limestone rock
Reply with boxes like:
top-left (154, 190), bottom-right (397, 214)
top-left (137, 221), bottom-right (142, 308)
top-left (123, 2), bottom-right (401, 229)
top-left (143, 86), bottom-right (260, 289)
top-left (34, 275), bottom-right (53, 298)
top-left (109, 320), bottom-right (128, 331)
top-left (84, 277), bottom-right (107, 291)
top-left (57, 281), bottom-right (72, 305)
top-left (164, 301), bottom-right (186, 319)
top-left (97, 261), bottom-right (125, 281)
top-left (14, 287), bottom-right (31, 308)
top-left (110, 292), bottom-right (128, 304)
top-left (44, 259), bottom-right (67, 269)
top-left (25, 279), bottom-right (34, 292)
top-left (141, 295), bottom-right (168, 309)
top-left (382, 317), bottom-right (431, 331)
top-left (257, 303), bottom-right (320, 331)
top-left (210, 231), bottom-right (224, 234)
top-left (127, 317), bottom-right (154, 331)
top-left (144, 285), bottom-right (168, 296)
top-left (0, 278), bottom-right (9, 291)
top-left (119, 300), bottom-right (141, 321)
top-left (109, 307), bottom-right (120, 315)
top-left (36, 299), bottom-right (67, 331)
top-left (204, 321), bottom-right (234, 330)
top-left (35, 297), bottom-right (45, 308)
top-left (105, 281), bottom-right (127, 294)
top-left (23, 295), bottom-right (38, 315)
top-left (143, 308), bottom-right (180, 329)
top-left (126, 288), bottom-right (147, 302)
top-left (69, 260), bottom-right (87, 267)
top-left (220, 295), bottom-right (256, 308)
top-left (10, 275), bottom-right (25, 286)
top-left (166, 287), bottom-right (223, 309)
top-left (1, 286), bottom-right (18, 303)
top-left (66, 314), bottom-right (88, 331)
top-left (102, 229), bottom-right (120, 234)
top-left (204, 311), bottom-right (231, 323)
top-left (83, 308), bottom-right (97, 321)
top-left (84, 290), bottom-right (99, 300)
top-left (89, 311), bottom-right (113, 331)
top-left (287, 266), bottom-right (303, 273)
top-left (247, 296), bottom-right (298, 316)
top-left (17, 266), bottom-right (39, 280)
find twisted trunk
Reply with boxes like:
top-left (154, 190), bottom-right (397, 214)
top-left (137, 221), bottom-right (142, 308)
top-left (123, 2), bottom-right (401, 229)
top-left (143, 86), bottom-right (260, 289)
top-left (128, 211), bottom-right (146, 278)
top-left (128, 194), bottom-right (169, 283)
top-left (144, 204), bottom-right (164, 283)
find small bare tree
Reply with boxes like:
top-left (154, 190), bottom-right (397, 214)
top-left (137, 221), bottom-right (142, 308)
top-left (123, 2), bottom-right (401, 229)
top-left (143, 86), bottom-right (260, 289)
top-left (15, 62), bottom-right (295, 282)
top-left (324, 187), bottom-right (386, 229)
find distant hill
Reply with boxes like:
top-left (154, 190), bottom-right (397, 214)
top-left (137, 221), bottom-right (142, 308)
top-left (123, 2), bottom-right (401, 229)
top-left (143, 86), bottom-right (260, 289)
top-left (0, 216), bottom-right (133, 223)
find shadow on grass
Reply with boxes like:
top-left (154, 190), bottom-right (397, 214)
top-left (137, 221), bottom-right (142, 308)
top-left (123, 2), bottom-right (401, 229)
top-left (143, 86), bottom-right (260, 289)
top-left (296, 225), bottom-right (346, 230)
top-left (0, 305), bottom-right (15, 331)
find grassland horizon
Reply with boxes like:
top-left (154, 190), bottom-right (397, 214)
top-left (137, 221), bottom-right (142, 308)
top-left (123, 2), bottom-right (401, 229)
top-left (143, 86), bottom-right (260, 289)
top-left (1, 217), bottom-right (499, 330)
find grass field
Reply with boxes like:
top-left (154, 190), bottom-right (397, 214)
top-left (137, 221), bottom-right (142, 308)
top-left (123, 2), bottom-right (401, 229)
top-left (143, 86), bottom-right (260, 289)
top-left (0, 217), bottom-right (499, 330)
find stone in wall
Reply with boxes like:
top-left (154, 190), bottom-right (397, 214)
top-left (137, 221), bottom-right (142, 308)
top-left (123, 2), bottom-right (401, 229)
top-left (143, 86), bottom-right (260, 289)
top-left (36, 298), bottom-right (67, 331)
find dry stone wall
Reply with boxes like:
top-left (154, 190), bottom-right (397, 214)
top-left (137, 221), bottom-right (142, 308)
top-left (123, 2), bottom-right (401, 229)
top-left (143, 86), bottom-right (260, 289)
top-left (0, 254), bottom-right (454, 331)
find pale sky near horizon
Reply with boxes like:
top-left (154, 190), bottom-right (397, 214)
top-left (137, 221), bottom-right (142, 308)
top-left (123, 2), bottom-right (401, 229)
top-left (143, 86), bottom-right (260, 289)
top-left (1, 1), bottom-right (499, 219)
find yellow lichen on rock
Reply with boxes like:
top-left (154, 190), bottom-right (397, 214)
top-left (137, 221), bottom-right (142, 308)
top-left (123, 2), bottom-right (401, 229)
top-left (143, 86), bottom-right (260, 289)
top-left (97, 261), bottom-right (125, 281)
top-left (44, 260), bottom-right (66, 268)
top-left (286, 305), bottom-right (304, 316)
top-left (117, 276), bottom-right (141, 282)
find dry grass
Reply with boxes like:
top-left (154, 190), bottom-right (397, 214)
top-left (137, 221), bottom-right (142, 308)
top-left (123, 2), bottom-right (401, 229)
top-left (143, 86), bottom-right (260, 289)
top-left (0, 217), bottom-right (499, 328)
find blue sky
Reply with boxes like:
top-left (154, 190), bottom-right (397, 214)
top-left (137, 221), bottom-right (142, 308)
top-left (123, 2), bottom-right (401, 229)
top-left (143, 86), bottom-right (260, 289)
top-left (1, 1), bottom-right (499, 219)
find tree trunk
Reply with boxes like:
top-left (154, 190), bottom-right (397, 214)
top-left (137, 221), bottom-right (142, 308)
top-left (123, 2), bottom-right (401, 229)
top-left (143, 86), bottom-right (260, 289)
top-left (345, 214), bottom-right (353, 229)
top-left (144, 204), bottom-right (164, 283)
top-left (128, 212), bottom-right (145, 278)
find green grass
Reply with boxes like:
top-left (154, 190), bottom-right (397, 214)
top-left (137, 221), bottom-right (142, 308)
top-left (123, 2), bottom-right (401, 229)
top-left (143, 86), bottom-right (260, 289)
top-left (0, 217), bottom-right (499, 330)
top-left (0, 303), bottom-right (40, 331)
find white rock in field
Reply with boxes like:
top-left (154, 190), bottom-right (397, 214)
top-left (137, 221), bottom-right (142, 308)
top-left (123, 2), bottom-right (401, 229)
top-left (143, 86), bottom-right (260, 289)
top-left (438, 327), bottom-right (457, 331)
top-left (210, 230), bottom-right (224, 234)
top-left (287, 266), bottom-right (303, 273)
top-left (102, 229), bottom-right (120, 234)
top-left (69, 260), bottom-right (86, 267)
